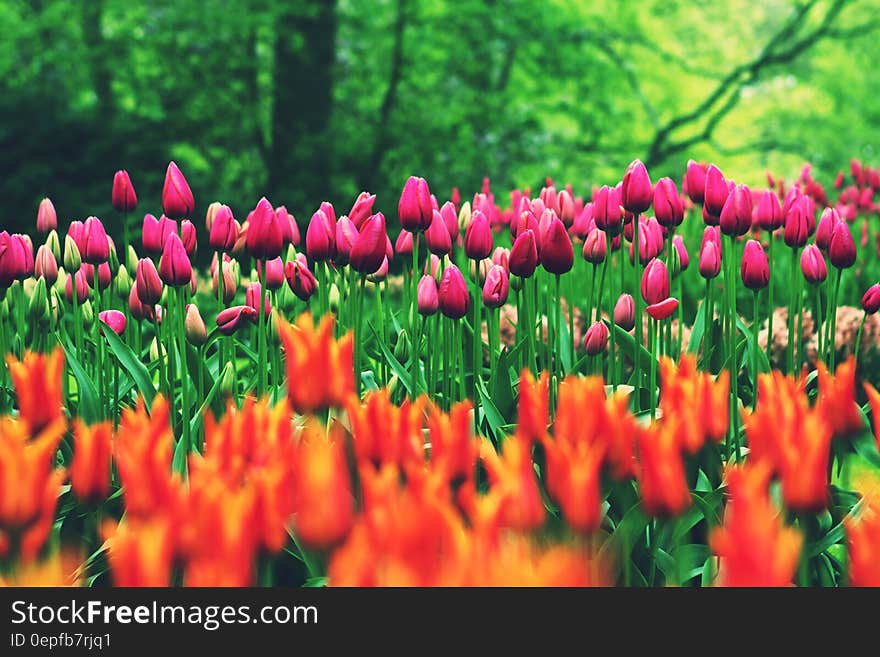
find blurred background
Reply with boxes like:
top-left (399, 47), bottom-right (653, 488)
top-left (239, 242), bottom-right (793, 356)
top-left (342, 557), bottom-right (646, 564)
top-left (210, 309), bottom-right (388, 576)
top-left (2, 0), bottom-right (879, 236)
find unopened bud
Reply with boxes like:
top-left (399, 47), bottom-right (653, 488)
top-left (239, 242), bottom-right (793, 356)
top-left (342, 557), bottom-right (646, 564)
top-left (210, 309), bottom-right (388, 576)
top-left (458, 201), bottom-right (472, 234)
top-left (46, 230), bottom-right (61, 262)
top-left (185, 304), bottom-right (208, 346)
top-left (63, 235), bottom-right (81, 272)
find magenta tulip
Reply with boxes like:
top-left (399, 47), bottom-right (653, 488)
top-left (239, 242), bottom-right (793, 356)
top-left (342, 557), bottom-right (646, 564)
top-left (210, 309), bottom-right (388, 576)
top-left (417, 274), bottom-right (439, 316)
top-left (284, 256), bottom-right (318, 301)
top-left (641, 258), bottom-right (670, 305)
top-left (99, 310), bottom-right (127, 336)
top-left (112, 170), bottom-right (138, 213)
top-left (350, 213), bottom-right (388, 275)
top-left (305, 209), bottom-right (336, 262)
top-left (464, 210), bottom-right (493, 260)
top-left (142, 214), bottom-right (178, 256)
top-left (260, 257), bottom-right (285, 291)
top-left (216, 305), bottom-right (258, 336)
top-left (439, 201), bottom-right (459, 241)
top-left (592, 185), bottom-right (622, 236)
top-left (491, 247), bottom-right (510, 272)
top-left (582, 227), bottom-right (607, 264)
top-left (482, 264), bottom-right (509, 309)
top-left (699, 240), bottom-right (721, 279)
top-left (862, 284), bottom-right (880, 314)
top-left (425, 209), bottom-right (452, 256)
top-left (438, 264), bottom-right (470, 319)
top-left (209, 205), bottom-right (237, 251)
top-left (81, 262), bottom-right (112, 291)
top-left (162, 161), bottom-right (195, 219)
top-left (800, 244), bottom-right (827, 284)
top-left (37, 198), bottom-right (57, 234)
top-left (703, 165), bottom-right (729, 217)
top-left (583, 321), bottom-right (609, 356)
top-left (81, 216), bottom-right (109, 264)
top-left (646, 297), bottom-right (679, 321)
top-left (398, 176), bottom-right (434, 232)
top-left (136, 258), bottom-right (163, 305)
top-left (247, 197), bottom-right (284, 260)
top-left (829, 221), bottom-right (856, 269)
top-left (348, 191), bottom-right (376, 230)
top-left (65, 268), bottom-right (90, 304)
top-left (753, 190), bottom-right (783, 231)
top-left (395, 230), bottom-right (414, 257)
top-left (334, 216), bottom-right (358, 266)
top-left (614, 294), bottom-right (636, 331)
top-left (740, 240), bottom-right (769, 290)
top-left (653, 177), bottom-right (684, 228)
top-left (621, 160), bottom-right (653, 215)
top-left (158, 233), bottom-right (192, 287)
top-left (540, 216), bottom-right (574, 274)
top-left (815, 207), bottom-right (839, 251)
top-left (719, 184), bottom-right (753, 237)
top-left (672, 235), bottom-right (689, 272)
top-left (34, 245), bottom-right (58, 285)
top-left (509, 229), bottom-right (538, 278)
top-left (783, 197), bottom-right (811, 248)
top-left (685, 160), bottom-right (707, 204)
top-left (246, 282), bottom-right (271, 317)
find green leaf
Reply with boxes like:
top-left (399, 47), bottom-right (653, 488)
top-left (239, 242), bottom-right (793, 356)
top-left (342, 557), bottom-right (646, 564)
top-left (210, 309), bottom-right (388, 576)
top-left (369, 323), bottom-right (413, 395)
top-left (600, 502), bottom-right (648, 565)
top-left (103, 327), bottom-right (156, 407)
top-left (608, 321), bottom-right (657, 373)
top-left (700, 556), bottom-right (717, 587)
top-left (477, 378), bottom-right (507, 443)
top-left (303, 576), bottom-right (328, 587)
top-left (61, 340), bottom-right (101, 424)
top-left (686, 298), bottom-right (706, 354)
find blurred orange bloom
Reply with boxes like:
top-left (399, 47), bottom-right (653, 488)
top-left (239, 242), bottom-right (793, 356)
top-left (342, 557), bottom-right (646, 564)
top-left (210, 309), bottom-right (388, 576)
top-left (744, 371), bottom-right (832, 511)
top-left (70, 420), bottom-right (112, 503)
top-left (711, 462), bottom-right (802, 587)
top-left (427, 401), bottom-right (476, 483)
top-left (103, 517), bottom-right (176, 587)
top-left (635, 418), bottom-right (692, 517)
top-left (480, 434), bottom-right (545, 531)
top-left (816, 359), bottom-right (863, 439)
top-left (0, 415), bottom-right (66, 562)
top-left (0, 549), bottom-right (83, 587)
top-left (659, 355), bottom-right (729, 452)
top-left (292, 422), bottom-right (354, 549)
top-left (845, 501), bottom-right (880, 586)
top-left (346, 389), bottom-right (424, 471)
top-left (865, 381), bottom-right (880, 451)
top-left (6, 348), bottom-right (65, 434)
top-left (277, 313), bottom-right (354, 415)
top-left (517, 370), bottom-right (549, 442)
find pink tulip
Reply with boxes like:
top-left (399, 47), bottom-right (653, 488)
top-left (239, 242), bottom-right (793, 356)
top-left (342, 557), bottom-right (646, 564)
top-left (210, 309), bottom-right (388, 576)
top-left (614, 294), bottom-right (636, 331)
top-left (142, 214), bottom-right (178, 256)
top-left (348, 192), bottom-right (376, 230)
top-left (398, 176), bottom-right (434, 232)
top-left (862, 284), bottom-right (880, 314)
top-left (260, 257), bottom-right (285, 291)
top-left (439, 201), bottom-right (459, 241)
top-left (334, 216), bottom-right (358, 266)
top-left (438, 264), bottom-right (470, 319)
top-left (158, 233), bottom-right (192, 287)
top-left (209, 205), bottom-right (237, 251)
top-left (246, 282), bottom-right (271, 317)
top-left (180, 219), bottom-right (197, 257)
top-left (699, 240), bottom-right (721, 279)
top-left (641, 258), bottom-right (670, 305)
top-left (672, 235), bottom-right (689, 272)
top-left (350, 213), bottom-right (388, 275)
top-left (684, 160), bottom-right (707, 204)
top-left (65, 268), bottom-right (90, 304)
top-left (558, 190), bottom-right (577, 227)
top-left (621, 160), bottom-right (653, 215)
top-left (829, 221), bottom-right (856, 269)
top-left (509, 229), bottom-right (538, 278)
top-left (783, 197), bottom-right (811, 248)
top-left (482, 264), bottom-right (509, 309)
top-left (284, 256), bottom-right (318, 301)
top-left (425, 209), bottom-right (452, 256)
top-left (81, 262), bottom-right (112, 291)
top-left (740, 240), bottom-right (769, 290)
top-left (417, 274), bottom-right (439, 316)
top-left (583, 321), bottom-right (609, 355)
top-left (217, 305), bottom-right (258, 336)
top-left (464, 210), bottom-right (493, 260)
top-left (753, 190), bottom-right (783, 231)
top-left (540, 216), bottom-right (574, 275)
top-left (646, 297), bottom-right (679, 321)
top-left (395, 230), bottom-right (414, 257)
top-left (162, 161), bottom-right (195, 220)
top-left (367, 256), bottom-right (389, 283)
top-left (491, 247), bottom-right (510, 272)
top-left (112, 170), bottom-right (138, 213)
top-left (37, 198), bottom-right (57, 234)
top-left (719, 184), bottom-right (753, 237)
top-left (582, 227), bottom-right (607, 264)
top-left (99, 310), bottom-right (127, 336)
top-left (34, 245), bottom-right (58, 285)
top-left (136, 258), bottom-right (163, 305)
top-left (306, 209), bottom-right (336, 262)
top-left (247, 197), bottom-right (284, 260)
top-left (653, 177), bottom-right (684, 228)
top-left (703, 165), bottom-right (729, 217)
top-left (800, 244), bottom-right (827, 284)
top-left (81, 216), bottom-right (109, 264)
top-left (277, 206), bottom-right (300, 247)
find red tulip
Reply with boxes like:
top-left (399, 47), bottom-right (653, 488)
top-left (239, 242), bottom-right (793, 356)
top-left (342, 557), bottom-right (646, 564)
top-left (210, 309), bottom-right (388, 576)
top-left (348, 191), bottom-right (376, 230)
top-left (672, 235), bottom-right (689, 272)
top-left (540, 216), bottom-right (574, 274)
top-left (464, 210), bottom-right (493, 261)
top-left (350, 213), bottom-right (388, 275)
top-left (395, 230), bottom-right (414, 257)
top-left (754, 190), bottom-right (783, 231)
top-left (621, 159), bottom-right (653, 215)
top-left (162, 161), bottom-right (195, 219)
top-left (653, 177), bottom-right (684, 228)
top-left (862, 284), bottom-right (880, 314)
top-left (800, 244), bottom-right (827, 284)
top-left (719, 184), bottom-right (753, 236)
top-left (582, 227), bottom-right (607, 264)
top-left (216, 305), bottom-right (258, 336)
top-left (703, 165), bottom-right (729, 217)
top-left (246, 282), bottom-right (271, 317)
top-left (509, 229), bottom-right (538, 278)
top-left (65, 268), bottom-right (90, 304)
top-left (81, 216), bottom-right (109, 264)
top-left (425, 209), bottom-right (451, 256)
top-left (136, 258), bottom-right (163, 305)
top-left (82, 262), bottom-right (112, 291)
top-left (829, 221), bottom-right (856, 269)
top-left (34, 245), bottom-right (58, 285)
top-left (641, 258), bottom-right (670, 305)
top-left (247, 197), bottom-right (283, 260)
top-left (334, 216), bottom-right (358, 266)
top-left (685, 160), bottom-right (707, 204)
top-left (646, 297), bottom-right (679, 321)
top-left (583, 321), bottom-right (609, 355)
top-left (208, 204), bottom-right (237, 251)
top-left (259, 256), bottom-right (285, 291)
top-left (306, 209), bottom-right (336, 262)
top-left (112, 170), bottom-right (138, 213)
top-left (439, 201), bottom-right (459, 241)
top-left (284, 256), bottom-right (318, 301)
top-left (614, 293), bottom-right (635, 331)
top-left (158, 233), bottom-right (192, 287)
top-left (37, 198), bottom-right (57, 234)
top-left (398, 176), bottom-right (434, 232)
top-left (417, 274), bottom-right (439, 315)
top-left (699, 240), bottom-right (721, 279)
top-left (740, 240), bottom-right (769, 290)
top-left (482, 264), bottom-right (509, 308)
top-left (99, 310), bottom-right (127, 336)
top-left (438, 264), bottom-right (470, 319)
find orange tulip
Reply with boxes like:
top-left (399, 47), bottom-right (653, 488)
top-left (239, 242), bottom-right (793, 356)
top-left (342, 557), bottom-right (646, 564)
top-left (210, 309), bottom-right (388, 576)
top-left (70, 420), bottom-right (113, 503)
top-left (103, 518), bottom-right (175, 587)
top-left (659, 355), bottom-right (729, 452)
top-left (710, 463), bottom-right (802, 586)
top-left (845, 503), bottom-right (880, 586)
top-left (479, 434), bottom-right (545, 531)
top-left (6, 348), bottom-right (65, 435)
top-left (427, 401), bottom-right (476, 483)
top-left (517, 370), bottom-right (549, 442)
top-left (865, 381), bottom-right (880, 451)
top-left (816, 359), bottom-right (863, 439)
top-left (635, 418), bottom-right (691, 517)
top-left (277, 313), bottom-right (354, 415)
top-left (346, 390), bottom-right (424, 471)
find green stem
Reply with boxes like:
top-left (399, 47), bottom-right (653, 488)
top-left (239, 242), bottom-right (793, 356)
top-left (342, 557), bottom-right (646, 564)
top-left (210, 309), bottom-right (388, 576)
top-left (473, 261), bottom-right (482, 413)
top-left (854, 312), bottom-right (866, 364)
top-left (373, 281), bottom-right (386, 386)
top-left (554, 273), bottom-right (562, 379)
top-left (632, 213), bottom-right (642, 411)
top-left (752, 290), bottom-right (759, 411)
top-left (828, 267), bottom-right (843, 369)
top-left (93, 267), bottom-right (105, 418)
top-left (766, 235), bottom-right (774, 367)
top-left (649, 318), bottom-right (658, 419)
top-left (178, 287), bottom-right (191, 460)
top-left (257, 263), bottom-right (267, 397)
top-left (355, 275), bottom-right (366, 397)
top-left (787, 248), bottom-right (798, 374)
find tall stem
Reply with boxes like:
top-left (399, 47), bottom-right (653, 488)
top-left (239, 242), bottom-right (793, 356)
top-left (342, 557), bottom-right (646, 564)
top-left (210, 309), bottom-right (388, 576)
top-left (854, 311), bottom-right (867, 364)
top-left (257, 262), bottom-right (267, 397)
top-left (473, 260), bottom-right (483, 414)
top-left (752, 290), bottom-right (759, 411)
top-left (649, 319), bottom-right (658, 419)
top-left (93, 267), bottom-right (105, 418)
top-left (632, 213), bottom-right (642, 410)
top-left (177, 287), bottom-right (191, 458)
top-left (787, 248), bottom-right (798, 374)
top-left (766, 235), bottom-right (775, 366)
top-left (828, 267), bottom-right (843, 369)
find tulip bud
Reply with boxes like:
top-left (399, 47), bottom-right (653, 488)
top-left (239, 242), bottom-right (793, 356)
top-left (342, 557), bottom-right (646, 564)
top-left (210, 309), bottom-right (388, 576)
top-left (703, 165), bottom-right (728, 217)
top-left (65, 268), bottom-right (90, 304)
top-left (653, 178), bottom-right (684, 228)
top-left (862, 284), bottom-right (880, 315)
top-left (437, 201), bottom-right (458, 242)
top-left (800, 244), bottom-right (827, 285)
top-left (184, 304), bottom-right (208, 346)
top-left (81, 216), bottom-right (109, 264)
top-left (217, 361), bottom-right (235, 396)
top-left (395, 230), bottom-right (414, 257)
top-left (582, 227), bottom-right (607, 264)
top-left (81, 298), bottom-right (94, 327)
top-left (28, 277), bottom-right (49, 324)
top-left (398, 176), bottom-right (434, 232)
top-left (348, 191), bottom-right (377, 230)
top-left (98, 310), bottom-right (127, 336)
top-left (108, 265), bottom-right (131, 301)
top-left (621, 160), bottom-right (653, 215)
top-left (783, 198), bottom-right (810, 248)
top-left (646, 297), bottom-right (679, 321)
top-left (217, 305), bottom-right (258, 336)
top-left (259, 256), bottom-right (285, 291)
top-left (425, 209), bottom-right (452, 256)
top-left (333, 216), bottom-right (358, 266)
top-left (740, 240), bottom-right (769, 290)
top-left (135, 258), bottom-right (163, 305)
top-left (111, 170), bottom-right (138, 213)
top-left (592, 185), bottom-right (623, 236)
top-left (672, 235), bottom-right (689, 273)
top-left (482, 264), bottom-right (509, 309)
top-left (438, 265), bottom-right (470, 319)
top-left (350, 213), bottom-right (388, 274)
top-left (45, 230), bottom-right (61, 263)
top-left (464, 210), bottom-right (493, 260)
top-left (176, 219), bottom-right (196, 258)
top-left (158, 233), bottom-right (192, 286)
top-left (491, 247), bottom-right (510, 273)
top-left (699, 240), bottom-right (721, 279)
top-left (245, 281), bottom-right (271, 317)
top-left (34, 245), bottom-right (58, 286)
top-left (457, 201), bottom-right (472, 234)
top-left (326, 283), bottom-right (340, 315)
top-left (394, 329), bottom-right (410, 363)
top-left (557, 190), bottom-right (576, 227)
top-left (828, 221), bottom-right (856, 269)
top-left (754, 190), bottom-right (783, 231)
top-left (246, 197), bottom-right (282, 260)
top-left (583, 321), bottom-right (609, 356)
top-left (205, 201), bottom-right (222, 231)
top-left (719, 184), bottom-right (753, 237)
top-left (509, 229), bottom-right (538, 278)
top-left (685, 160), bottom-right (707, 204)
top-left (417, 274), bottom-right (439, 316)
top-left (211, 259), bottom-right (236, 304)
top-left (641, 258), bottom-right (670, 305)
top-left (37, 198), bottom-right (57, 234)
top-left (284, 256), bottom-right (318, 301)
top-left (162, 161), bottom-right (195, 219)
top-left (539, 217), bottom-right (574, 275)
top-left (306, 209), bottom-right (336, 262)
top-left (614, 294), bottom-right (636, 331)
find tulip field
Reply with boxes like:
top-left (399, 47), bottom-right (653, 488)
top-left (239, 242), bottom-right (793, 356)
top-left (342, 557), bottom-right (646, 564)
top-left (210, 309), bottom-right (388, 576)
top-left (3, 158), bottom-right (880, 588)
